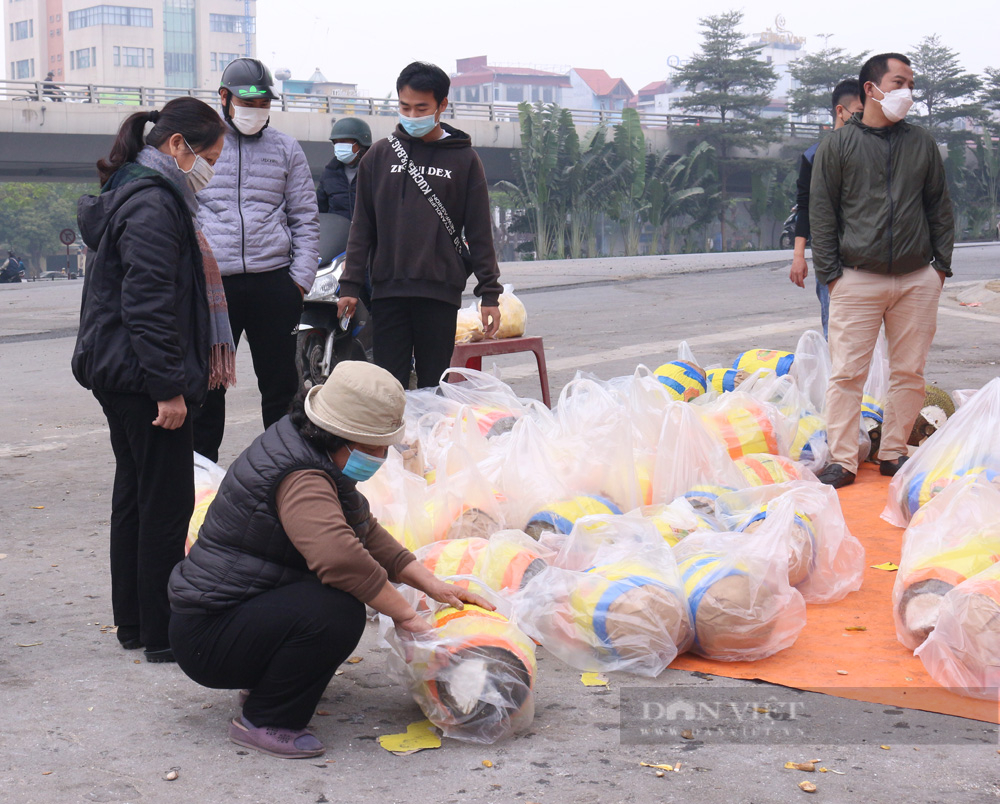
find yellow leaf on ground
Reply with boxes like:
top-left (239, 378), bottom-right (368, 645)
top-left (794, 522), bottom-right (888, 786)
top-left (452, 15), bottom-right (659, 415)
top-left (640, 762), bottom-right (674, 771)
top-left (31, 506), bottom-right (45, 510)
top-left (870, 562), bottom-right (899, 571)
top-left (346, 656), bottom-right (363, 664)
top-left (482, 760), bottom-right (493, 768)
top-left (880, 745), bottom-right (891, 750)
top-left (377, 720), bottom-right (441, 755)
top-left (799, 780), bottom-right (817, 793)
top-left (580, 672), bottom-right (609, 687)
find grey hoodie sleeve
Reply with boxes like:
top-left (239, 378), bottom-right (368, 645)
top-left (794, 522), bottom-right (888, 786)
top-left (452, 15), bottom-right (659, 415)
top-left (809, 137), bottom-right (842, 285)
top-left (284, 140), bottom-right (321, 292)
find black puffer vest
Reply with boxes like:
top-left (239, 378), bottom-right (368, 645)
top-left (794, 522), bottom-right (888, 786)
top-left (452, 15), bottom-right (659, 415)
top-left (168, 416), bottom-right (374, 613)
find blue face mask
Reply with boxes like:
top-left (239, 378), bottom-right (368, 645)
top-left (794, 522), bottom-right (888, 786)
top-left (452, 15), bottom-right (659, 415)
top-left (342, 448), bottom-right (386, 482)
top-left (334, 143), bottom-right (357, 164)
top-left (399, 111), bottom-right (438, 138)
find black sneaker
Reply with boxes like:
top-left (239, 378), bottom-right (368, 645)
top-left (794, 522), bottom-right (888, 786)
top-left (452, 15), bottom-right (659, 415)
top-left (817, 464), bottom-right (856, 488)
top-left (879, 456), bottom-right (909, 477)
top-left (144, 647), bottom-right (175, 663)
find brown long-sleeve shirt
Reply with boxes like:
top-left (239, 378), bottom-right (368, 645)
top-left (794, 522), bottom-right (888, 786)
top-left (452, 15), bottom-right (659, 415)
top-left (275, 469), bottom-right (415, 603)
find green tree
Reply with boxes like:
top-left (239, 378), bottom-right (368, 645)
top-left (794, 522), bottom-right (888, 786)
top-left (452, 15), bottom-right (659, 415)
top-left (787, 46), bottom-right (868, 118)
top-left (908, 35), bottom-right (982, 142)
top-left (644, 141), bottom-right (713, 254)
top-left (673, 10), bottom-right (780, 251)
top-left (747, 159), bottom-right (796, 248)
top-left (0, 183), bottom-right (95, 276)
top-left (503, 102), bottom-right (578, 260)
top-left (979, 66), bottom-right (1000, 116)
top-left (564, 126), bottom-right (610, 258)
top-left (605, 107), bottom-right (648, 256)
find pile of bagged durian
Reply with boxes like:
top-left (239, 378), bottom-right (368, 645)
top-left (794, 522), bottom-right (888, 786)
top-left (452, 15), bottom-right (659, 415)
top-left (189, 330), bottom-right (998, 742)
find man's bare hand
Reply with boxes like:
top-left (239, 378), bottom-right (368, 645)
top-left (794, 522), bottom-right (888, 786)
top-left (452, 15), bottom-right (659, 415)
top-left (337, 295), bottom-right (358, 319)
top-left (152, 395), bottom-right (187, 429)
top-left (481, 305), bottom-right (501, 338)
top-left (789, 254), bottom-right (809, 288)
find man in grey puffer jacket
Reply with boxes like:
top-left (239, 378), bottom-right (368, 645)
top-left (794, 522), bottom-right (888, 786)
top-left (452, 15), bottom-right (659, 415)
top-left (193, 58), bottom-right (320, 462)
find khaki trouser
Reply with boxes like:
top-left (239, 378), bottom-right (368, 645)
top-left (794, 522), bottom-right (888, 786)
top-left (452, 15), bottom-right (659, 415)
top-left (825, 265), bottom-right (942, 473)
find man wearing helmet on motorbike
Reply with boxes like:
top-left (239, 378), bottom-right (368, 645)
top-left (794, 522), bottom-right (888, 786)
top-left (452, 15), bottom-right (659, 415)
top-left (318, 117), bottom-right (371, 220)
top-left (193, 57), bottom-right (320, 463)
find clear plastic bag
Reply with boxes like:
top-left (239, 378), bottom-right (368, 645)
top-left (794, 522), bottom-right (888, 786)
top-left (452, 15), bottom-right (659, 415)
top-left (673, 504), bottom-right (807, 661)
top-left (513, 526), bottom-right (692, 676)
top-left (791, 330), bottom-right (831, 414)
top-left (883, 377), bottom-right (1000, 527)
top-left (186, 452), bottom-right (227, 554)
top-left (733, 453), bottom-right (816, 487)
top-left (653, 343), bottom-right (708, 402)
top-left (415, 531), bottom-right (553, 594)
top-left (492, 283), bottom-right (527, 339)
top-left (732, 349), bottom-right (796, 377)
top-left (860, 331), bottom-right (890, 460)
top-left (697, 391), bottom-right (791, 461)
top-left (715, 482), bottom-right (865, 604)
top-left (631, 499), bottom-right (718, 547)
top-left (914, 562), bottom-right (1000, 699)
top-left (892, 476), bottom-right (1000, 650)
top-left (380, 578), bottom-right (536, 743)
top-left (455, 302), bottom-right (485, 343)
top-left (649, 401), bottom-right (746, 510)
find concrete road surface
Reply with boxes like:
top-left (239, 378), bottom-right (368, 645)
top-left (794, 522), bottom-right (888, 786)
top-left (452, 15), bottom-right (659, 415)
top-left (2, 247), bottom-right (999, 804)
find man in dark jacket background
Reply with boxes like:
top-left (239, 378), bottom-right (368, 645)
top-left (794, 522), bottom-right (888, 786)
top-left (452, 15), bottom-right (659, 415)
top-left (788, 78), bottom-right (863, 338)
top-left (337, 61), bottom-right (502, 389)
top-left (317, 117), bottom-right (371, 219)
top-left (810, 52), bottom-right (954, 488)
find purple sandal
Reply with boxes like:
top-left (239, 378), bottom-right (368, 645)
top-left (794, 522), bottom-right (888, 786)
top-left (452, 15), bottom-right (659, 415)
top-left (228, 716), bottom-right (325, 759)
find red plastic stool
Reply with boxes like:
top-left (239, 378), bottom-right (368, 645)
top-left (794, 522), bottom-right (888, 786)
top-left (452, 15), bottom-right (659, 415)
top-left (449, 336), bottom-right (551, 408)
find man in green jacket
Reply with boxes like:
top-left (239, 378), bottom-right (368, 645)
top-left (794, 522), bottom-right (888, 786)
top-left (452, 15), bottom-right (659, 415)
top-left (810, 52), bottom-right (954, 488)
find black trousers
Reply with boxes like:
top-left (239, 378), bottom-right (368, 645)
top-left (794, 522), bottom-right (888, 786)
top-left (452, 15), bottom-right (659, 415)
top-left (371, 296), bottom-right (459, 389)
top-left (192, 269), bottom-right (303, 462)
top-left (94, 389), bottom-right (193, 650)
top-left (169, 581), bottom-right (366, 729)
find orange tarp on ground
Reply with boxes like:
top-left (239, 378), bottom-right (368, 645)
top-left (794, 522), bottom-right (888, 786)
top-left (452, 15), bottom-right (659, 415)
top-left (671, 463), bottom-right (1000, 724)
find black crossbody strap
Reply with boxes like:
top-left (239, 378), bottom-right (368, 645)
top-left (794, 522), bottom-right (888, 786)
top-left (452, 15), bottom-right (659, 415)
top-left (387, 134), bottom-right (464, 256)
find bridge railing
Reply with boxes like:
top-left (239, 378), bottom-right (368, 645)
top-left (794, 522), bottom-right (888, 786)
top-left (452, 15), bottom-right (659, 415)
top-left (0, 79), bottom-right (828, 139)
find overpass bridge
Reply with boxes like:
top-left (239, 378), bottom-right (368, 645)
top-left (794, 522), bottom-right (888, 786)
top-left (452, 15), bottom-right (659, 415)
top-left (0, 79), bottom-right (822, 185)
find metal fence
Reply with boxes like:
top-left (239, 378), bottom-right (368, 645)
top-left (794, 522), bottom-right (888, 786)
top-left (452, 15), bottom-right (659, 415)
top-left (0, 79), bottom-right (828, 138)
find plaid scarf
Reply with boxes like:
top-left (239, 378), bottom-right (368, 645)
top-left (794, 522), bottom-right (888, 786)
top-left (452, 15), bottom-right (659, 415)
top-left (135, 146), bottom-right (236, 389)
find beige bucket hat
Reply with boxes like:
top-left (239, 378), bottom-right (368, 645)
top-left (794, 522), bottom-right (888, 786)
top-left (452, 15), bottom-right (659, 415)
top-left (304, 362), bottom-right (406, 446)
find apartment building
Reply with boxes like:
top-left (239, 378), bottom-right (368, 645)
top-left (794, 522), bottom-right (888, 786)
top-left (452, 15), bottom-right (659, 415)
top-left (5, 0), bottom-right (257, 90)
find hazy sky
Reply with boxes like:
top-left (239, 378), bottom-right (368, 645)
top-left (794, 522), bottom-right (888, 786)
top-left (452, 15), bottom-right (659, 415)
top-left (0, 1), bottom-right (992, 96)
top-left (257, 0), bottom-right (997, 97)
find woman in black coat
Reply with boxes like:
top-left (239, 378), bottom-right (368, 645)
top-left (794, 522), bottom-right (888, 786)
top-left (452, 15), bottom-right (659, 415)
top-left (73, 98), bottom-right (230, 662)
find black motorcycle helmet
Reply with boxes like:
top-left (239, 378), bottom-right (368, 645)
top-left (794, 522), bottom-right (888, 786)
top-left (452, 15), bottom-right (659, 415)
top-left (220, 58), bottom-right (279, 118)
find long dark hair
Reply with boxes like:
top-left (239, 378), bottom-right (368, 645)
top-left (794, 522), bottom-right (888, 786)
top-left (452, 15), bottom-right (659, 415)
top-left (97, 97), bottom-right (226, 185)
top-left (288, 385), bottom-right (349, 454)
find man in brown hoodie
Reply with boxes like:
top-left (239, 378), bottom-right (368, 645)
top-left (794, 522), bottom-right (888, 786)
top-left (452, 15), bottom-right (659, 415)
top-left (337, 61), bottom-right (502, 388)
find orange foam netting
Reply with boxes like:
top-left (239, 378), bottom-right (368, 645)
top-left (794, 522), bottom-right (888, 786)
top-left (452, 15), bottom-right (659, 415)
top-left (671, 463), bottom-right (1000, 724)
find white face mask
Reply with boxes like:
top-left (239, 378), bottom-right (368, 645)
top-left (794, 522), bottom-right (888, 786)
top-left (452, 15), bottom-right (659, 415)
top-left (230, 104), bottom-right (270, 136)
top-left (870, 84), bottom-right (913, 123)
top-left (334, 143), bottom-right (358, 164)
top-left (176, 137), bottom-right (215, 194)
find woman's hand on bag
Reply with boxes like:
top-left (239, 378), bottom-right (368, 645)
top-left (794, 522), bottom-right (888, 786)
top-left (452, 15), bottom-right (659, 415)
top-left (395, 612), bottom-right (433, 634)
top-left (426, 579), bottom-right (495, 612)
top-left (481, 306), bottom-right (501, 338)
top-left (152, 395), bottom-right (187, 429)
